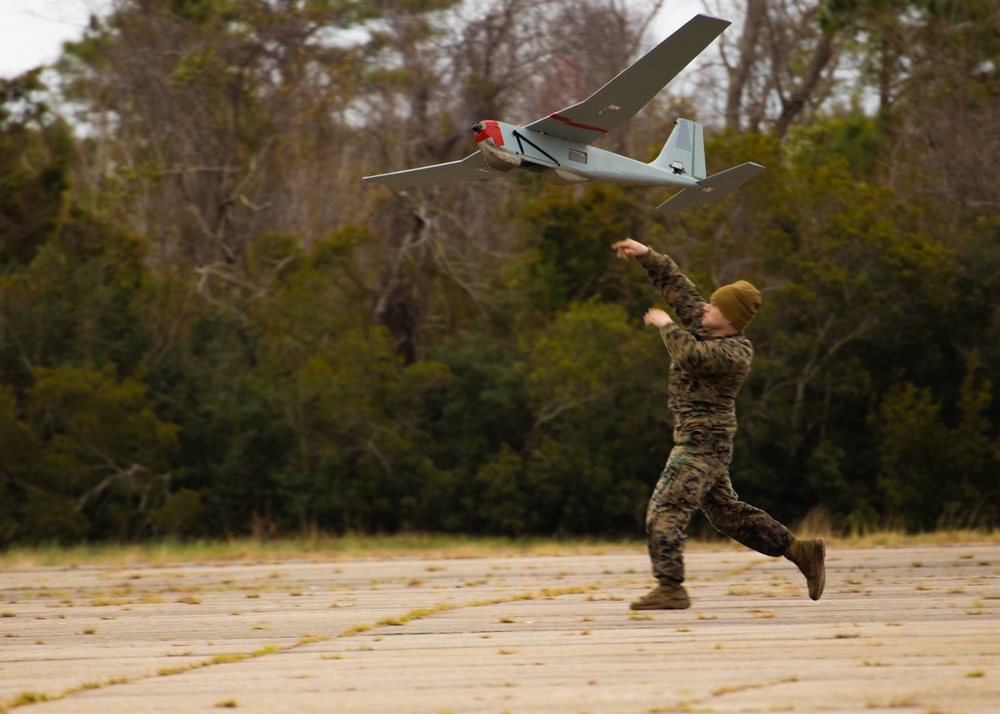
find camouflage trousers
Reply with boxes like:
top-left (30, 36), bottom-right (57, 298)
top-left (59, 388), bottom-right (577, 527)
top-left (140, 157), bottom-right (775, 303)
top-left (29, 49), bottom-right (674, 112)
top-left (646, 435), bottom-right (793, 584)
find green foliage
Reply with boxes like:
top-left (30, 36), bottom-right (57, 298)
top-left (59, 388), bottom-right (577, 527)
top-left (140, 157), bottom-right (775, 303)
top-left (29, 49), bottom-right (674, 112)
top-left (0, 72), bottom-right (74, 267)
top-left (151, 487), bottom-right (207, 536)
top-left (0, 0), bottom-right (997, 546)
top-left (874, 381), bottom-right (951, 530)
top-left (0, 387), bottom-right (46, 544)
top-left (0, 364), bottom-right (179, 545)
top-left (783, 114), bottom-right (889, 179)
top-left (492, 299), bottom-right (663, 535)
top-left (0, 208), bottom-right (151, 388)
top-left (871, 354), bottom-right (999, 531)
top-left (517, 185), bottom-right (649, 312)
top-left (282, 326), bottom-right (451, 532)
top-left (663, 128), bottom-right (990, 533)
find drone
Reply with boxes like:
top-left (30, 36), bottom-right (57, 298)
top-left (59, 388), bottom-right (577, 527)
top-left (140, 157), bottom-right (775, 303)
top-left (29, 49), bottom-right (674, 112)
top-left (363, 14), bottom-right (763, 213)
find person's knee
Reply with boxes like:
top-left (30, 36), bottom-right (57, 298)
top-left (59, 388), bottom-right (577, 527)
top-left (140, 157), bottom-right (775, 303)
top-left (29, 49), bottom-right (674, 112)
top-left (703, 492), bottom-right (739, 521)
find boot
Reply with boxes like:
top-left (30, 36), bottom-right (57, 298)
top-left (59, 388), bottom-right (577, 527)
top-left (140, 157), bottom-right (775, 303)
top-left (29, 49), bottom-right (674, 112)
top-left (630, 581), bottom-right (691, 610)
top-left (785, 538), bottom-right (826, 601)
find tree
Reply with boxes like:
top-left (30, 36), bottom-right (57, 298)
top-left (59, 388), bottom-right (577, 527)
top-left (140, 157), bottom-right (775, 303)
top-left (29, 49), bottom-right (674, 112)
top-left (0, 207), bottom-right (151, 388)
top-left (874, 352), bottom-right (1000, 530)
top-left (718, 0), bottom-right (845, 138)
top-left (749, 157), bottom-right (951, 517)
top-left (0, 71), bottom-right (74, 268)
top-left (0, 364), bottom-right (179, 544)
top-left (63, 0), bottom-right (380, 268)
top-left (0, 0), bottom-right (994, 544)
top-left (509, 299), bottom-right (663, 535)
top-left (821, 0), bottom-right (1000, 217)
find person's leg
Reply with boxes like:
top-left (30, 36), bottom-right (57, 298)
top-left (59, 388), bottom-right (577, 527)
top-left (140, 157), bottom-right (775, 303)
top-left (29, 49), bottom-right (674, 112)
top-left (702, 473), bottom-right (826, 600)
top-left (701, 472), bottom-right (793, 556)
top-left (633, 443), bottom-right (721, 610)
top-left (645, 447), bottom-right (715, 584)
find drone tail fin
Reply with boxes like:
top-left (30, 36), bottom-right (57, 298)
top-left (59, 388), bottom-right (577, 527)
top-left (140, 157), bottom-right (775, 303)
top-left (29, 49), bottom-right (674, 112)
top-left (656, 162), bottom-right (766, 214)
top-left (651, 118), bottom-right (706, 180)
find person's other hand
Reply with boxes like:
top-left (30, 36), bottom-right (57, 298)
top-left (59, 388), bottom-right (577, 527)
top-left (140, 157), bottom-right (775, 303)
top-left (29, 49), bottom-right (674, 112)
top-left (643, 308), bottom-right (673, 328)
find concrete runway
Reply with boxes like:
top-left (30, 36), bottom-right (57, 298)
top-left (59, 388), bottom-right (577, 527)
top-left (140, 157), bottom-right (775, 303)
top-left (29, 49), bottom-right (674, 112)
top-left (1, 543), bottom-right (998, 713)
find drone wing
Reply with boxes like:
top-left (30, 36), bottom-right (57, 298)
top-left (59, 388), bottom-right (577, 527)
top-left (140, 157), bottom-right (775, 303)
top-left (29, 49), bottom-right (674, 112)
top-left (524, 14), bottom-right (730, 145)
top-left (362, 152), bottom-right (501, 187)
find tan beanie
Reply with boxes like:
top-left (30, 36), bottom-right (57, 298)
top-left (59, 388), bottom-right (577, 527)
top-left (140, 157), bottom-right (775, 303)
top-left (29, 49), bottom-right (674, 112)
top-left (711, 280), bottom-right (761, 332)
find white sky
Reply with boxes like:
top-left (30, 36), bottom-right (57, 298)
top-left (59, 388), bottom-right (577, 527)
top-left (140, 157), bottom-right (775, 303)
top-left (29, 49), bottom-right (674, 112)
top-left (0, 0), bottom-right (109, 77)
top-left (0, 0), bottom-right (717, 79)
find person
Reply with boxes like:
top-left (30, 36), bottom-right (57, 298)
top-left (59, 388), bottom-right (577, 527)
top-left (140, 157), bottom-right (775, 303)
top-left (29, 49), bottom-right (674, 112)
top-left (611, 237), bottom-right (825, 610)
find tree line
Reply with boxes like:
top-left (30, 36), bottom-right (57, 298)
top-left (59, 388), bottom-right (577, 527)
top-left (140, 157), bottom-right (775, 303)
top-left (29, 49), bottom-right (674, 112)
top-left (0, 0), bottom-right (997, 546)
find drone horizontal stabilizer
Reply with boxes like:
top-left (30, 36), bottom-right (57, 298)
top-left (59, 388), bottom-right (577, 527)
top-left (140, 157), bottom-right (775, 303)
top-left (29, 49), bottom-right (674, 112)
top-left (363, 152), bottom-right (500, 188)
top-left (656, 162), bottom-right (765, 214)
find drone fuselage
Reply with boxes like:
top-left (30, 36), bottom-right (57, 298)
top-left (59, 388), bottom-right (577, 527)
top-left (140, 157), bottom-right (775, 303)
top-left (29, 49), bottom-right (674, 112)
top-left (472, 120), bottom-right (703, 189)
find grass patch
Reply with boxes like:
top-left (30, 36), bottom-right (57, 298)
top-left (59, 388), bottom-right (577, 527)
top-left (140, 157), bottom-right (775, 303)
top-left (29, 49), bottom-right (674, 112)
top-left (335, 584), bottom-right (604, 639)
top-left (339, 623), bottom-right (373, 637)
top-left (0, 677), bottom-right (129, 713)
top-left (628, 612), bottom-right (654, 621)
top-left (4, 530), bottom-right (997, 568)
top-left (0, 535), bottom-right (642, 568)
top-left (10, 692), bottom-right (50, 706)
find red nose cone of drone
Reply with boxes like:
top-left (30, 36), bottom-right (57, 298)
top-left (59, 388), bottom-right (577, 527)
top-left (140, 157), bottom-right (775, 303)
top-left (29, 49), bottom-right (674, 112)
top-left (473, 120), bottom-right (504, 146)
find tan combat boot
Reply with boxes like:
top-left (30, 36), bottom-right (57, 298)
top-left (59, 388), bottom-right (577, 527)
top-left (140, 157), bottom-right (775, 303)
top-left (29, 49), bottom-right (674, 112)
top-left (785, 538), bottom-right (826, 600)
top-left (630, 581), bottom-right (691, 610)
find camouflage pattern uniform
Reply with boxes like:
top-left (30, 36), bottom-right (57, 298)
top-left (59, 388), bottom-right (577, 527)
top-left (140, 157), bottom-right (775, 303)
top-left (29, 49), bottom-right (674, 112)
top-left (636, 249), bottom-right (793, 584)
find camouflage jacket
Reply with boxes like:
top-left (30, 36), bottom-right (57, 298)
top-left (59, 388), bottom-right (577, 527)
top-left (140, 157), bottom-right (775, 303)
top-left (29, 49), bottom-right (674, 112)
top-left (636, 249), bottom-right (753, 443)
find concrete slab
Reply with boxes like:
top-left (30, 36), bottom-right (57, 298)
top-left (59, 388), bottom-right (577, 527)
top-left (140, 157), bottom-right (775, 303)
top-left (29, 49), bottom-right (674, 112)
top-left (1, 543), bottom-right (998, 713)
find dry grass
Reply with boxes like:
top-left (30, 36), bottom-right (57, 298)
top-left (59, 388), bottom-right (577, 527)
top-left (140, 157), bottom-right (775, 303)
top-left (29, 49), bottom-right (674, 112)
top-left (2, 529), bottom-right (999, 568)
top-left (0, 535), bottom-right (638, 568)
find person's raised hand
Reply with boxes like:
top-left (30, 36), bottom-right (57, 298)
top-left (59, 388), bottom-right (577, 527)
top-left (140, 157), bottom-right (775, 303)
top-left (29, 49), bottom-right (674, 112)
top-left (611, 238), bottom-right (650, 260)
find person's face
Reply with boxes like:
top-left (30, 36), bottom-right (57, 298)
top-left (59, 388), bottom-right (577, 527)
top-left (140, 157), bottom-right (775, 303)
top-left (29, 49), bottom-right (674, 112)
top-left (702, 299), bottom-right (734, 333)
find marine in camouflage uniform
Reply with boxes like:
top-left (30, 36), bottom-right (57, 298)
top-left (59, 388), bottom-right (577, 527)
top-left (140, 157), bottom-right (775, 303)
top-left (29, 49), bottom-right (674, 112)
top-left (612, 238), bottom-right (826, 610)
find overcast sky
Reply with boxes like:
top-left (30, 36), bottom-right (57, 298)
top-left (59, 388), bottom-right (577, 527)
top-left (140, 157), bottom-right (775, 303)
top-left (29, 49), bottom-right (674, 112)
top-left (0, 1), bottom-right (105, 77)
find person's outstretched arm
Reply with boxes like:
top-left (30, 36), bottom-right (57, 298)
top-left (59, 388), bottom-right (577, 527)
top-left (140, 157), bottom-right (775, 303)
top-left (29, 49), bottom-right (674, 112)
top-left (611, 238), bottom-right (707, 329)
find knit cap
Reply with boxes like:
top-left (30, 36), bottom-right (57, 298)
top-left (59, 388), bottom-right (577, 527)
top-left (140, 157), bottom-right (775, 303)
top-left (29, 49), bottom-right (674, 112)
top-left (711, 280), bottom-right (761, 332)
